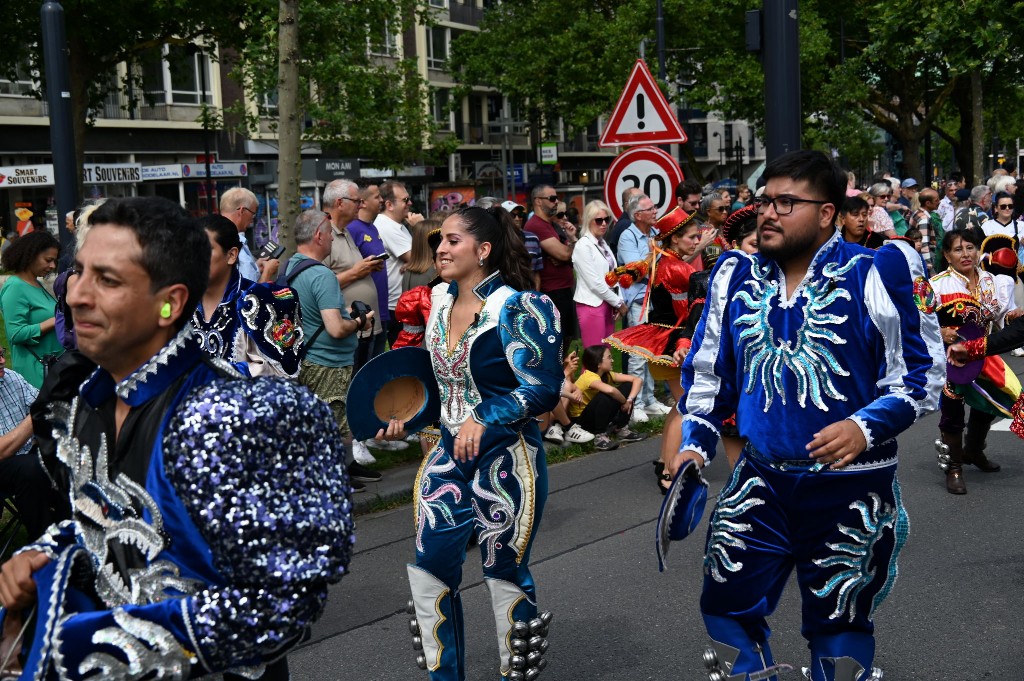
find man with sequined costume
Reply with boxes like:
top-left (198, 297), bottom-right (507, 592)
top-left (0, 197), bottom-right (355, 680)
top-left (379, 206), bottom-right (562, 681)
top-left (671, 151), bottom-right (945, 681)
top-left (191, 215), bottom-right (302, 378)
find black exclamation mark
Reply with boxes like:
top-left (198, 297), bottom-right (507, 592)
top-left (636, 94), bottom-right (646, 129)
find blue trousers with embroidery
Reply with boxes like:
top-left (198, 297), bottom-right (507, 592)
top-left (409, 427), bottom-right (548, 681)
top-left (700, 455), bottom-right (907, 681)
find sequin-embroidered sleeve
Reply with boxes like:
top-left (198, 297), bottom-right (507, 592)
top-left (680, 253), bottom-right (745, 463)
top-left (856, 240), bottom-right (945, 446)
top-left (474, 291), bottom-right (563, 426)
top-left (162, 378), bottom-right (355, 672)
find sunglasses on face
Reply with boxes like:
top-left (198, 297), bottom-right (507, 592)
top-left (712, 206), bottom-right (729, 213)
top-left (593, 216), bottom-right (612, 225)
top-left (998, 204), bottom-right (1014, 209)
top-left (540, 195), bottom-right (558, 202)
top-left (556, 211), bottom-right (566, 219)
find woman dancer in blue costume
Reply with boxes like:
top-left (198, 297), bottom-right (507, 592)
top-left (191, 215), bottom-right (302, 377)
top-left (378, 205), bottom-right (562, 681)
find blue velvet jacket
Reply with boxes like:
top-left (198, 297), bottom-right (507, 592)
top-left (681, 232), bottom-right (945, 468)
top-left (4, 327), bottom-right (354, 679)
top-left (425, 272), bottom-right (563, 439)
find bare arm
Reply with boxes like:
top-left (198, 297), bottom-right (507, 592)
top-left (321, 308), bottom-right (371, 339)
top-left (0, 415), bottom-right (32, 461)
top-left (538, 236), bottom-right (573, 262)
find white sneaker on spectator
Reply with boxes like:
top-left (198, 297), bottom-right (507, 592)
top-left (563, 424), bottom-right (595, 444)
top-left (630, 408), bottom-right (650, 424)
top-left (544, 423), bottom-right (565, 444)
top-left (352, 440), bottom-right (377, 465)
top-left (366, 438), bottom-right (409, 452)
top-left (1013, 347), bottom-right (1024, 357)
top-left (645, 401), bottom-right (671, 416)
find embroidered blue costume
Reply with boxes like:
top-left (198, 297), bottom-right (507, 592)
top-left (407, 272), bottom-right (561, 681)
top-left (1, 327), bottom-right (354, 679)
top-left (681, 233), bottom-right (944, 680)
top-left (191, 268), bottom-right (303, 378)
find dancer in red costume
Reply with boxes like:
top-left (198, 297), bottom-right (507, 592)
top-left (605, 207), bottom-right (701, 490)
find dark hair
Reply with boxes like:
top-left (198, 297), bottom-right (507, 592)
top-left (199, 214), bottom-right (242, 254)
top-left (87, 197), bottom-right (210, 330)
top-left (449, 205), bottom-right (534, 292)
top-left (841, 196), bottom-right (870, 215)
top-left (1, 230), bottom-right (60, 273)
top-left (675, 179), bottom-right (702, 199)
top-left (762, 150), bottom-right (846, 214)
top-left (992, 191), bottom-right (1013, 207)
top-left (730, 217), bottom-right (758, 246)
top-left (581, 344), bottom-right (610, 376)
top-left (942, 227), bottom-right (982, 253)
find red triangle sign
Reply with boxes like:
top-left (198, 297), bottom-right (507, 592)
top-left (599, 60), bottom-right (687, 148)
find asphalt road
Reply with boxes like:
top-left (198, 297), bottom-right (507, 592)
top-left (288, 359), bottom-right (1024, 681)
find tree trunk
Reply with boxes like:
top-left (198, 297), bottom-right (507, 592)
top-left (276, 0), bottom-right (301, 256)
top-left (969, 69), bottom-right (984, 185)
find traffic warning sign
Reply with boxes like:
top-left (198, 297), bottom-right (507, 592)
top-left (598, 60), bottom-right (688, 148)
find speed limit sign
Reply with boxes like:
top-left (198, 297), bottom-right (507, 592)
top-left (604, 146), bottom-right (684, 219)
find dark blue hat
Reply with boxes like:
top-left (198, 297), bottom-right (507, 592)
top-left (346, 347), bottom-right (440, 441)
top-left (655, 459), bottom-right (709, 571)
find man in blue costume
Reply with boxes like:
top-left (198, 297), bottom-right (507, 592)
top-left (672, 150), bottom-right (945, 681)
top-left (0, 197), bottom-right (354, 680)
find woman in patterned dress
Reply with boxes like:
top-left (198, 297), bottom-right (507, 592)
top-left (378, 205), bottom-right (563, 681)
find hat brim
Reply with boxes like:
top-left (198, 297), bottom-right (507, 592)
top-left (346, 346), bottom-right (440, 440)
top-left (655, 459), bottom-right (709, 571)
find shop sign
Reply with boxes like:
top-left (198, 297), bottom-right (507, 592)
top-left (181, 163), bottom-right (249, 178)
top-left (142, 165), bottom-right (184, 181)
top-left (0, 165), bottom-right (54, 188)
top-left (316, 158), bottom-right (360, 180)
top-left (83, 163), bottom-right (142, 184)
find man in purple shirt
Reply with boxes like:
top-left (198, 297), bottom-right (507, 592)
top-left (345, 182), bottom-right (391, 371)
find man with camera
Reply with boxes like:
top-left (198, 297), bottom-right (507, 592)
top-left (287, 209), bottom-right (380, 490)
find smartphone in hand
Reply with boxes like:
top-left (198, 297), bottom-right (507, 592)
top-left (258, 241), bottom-right (285, 260)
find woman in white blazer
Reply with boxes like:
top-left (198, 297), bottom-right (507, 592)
top-left (572, 200), bottom-right (628, 348)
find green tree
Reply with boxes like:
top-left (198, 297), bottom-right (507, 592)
top-left (0, 1), bottom-right (251, 198)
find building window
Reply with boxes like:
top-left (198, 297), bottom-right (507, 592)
top-left (369, 20), bottom-right (400, 57)
top-left (140, 45), bottom-right (211, 106)
top-left (433, 89), bottom-right (452, 131)
top-left (0, 62), bottom-right (34, 97)
top-left (428, 0), bottom-right (448, 7)
top-left (427, 27), bottom-right (449, 70)
top-left (260, 90), bottom-right (279, 116)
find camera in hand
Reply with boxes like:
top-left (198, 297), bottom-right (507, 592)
top-left (350, 300), bottom-right (372, 329)
top-left (258, 240), bottom-right (286, 260)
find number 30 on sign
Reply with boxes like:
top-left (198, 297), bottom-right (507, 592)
top-left (604, 146), bottom-right (684, 219)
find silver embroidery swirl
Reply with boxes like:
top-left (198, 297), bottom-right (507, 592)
top-left (471, 455), bottom-right (516, 568)
top-left (78, 609), bottom-right (190, 679)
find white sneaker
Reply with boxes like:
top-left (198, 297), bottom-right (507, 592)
top-left (630, 408), bottom-right (650, 424)
top-left (1012, 347), bottom-right (1024, 357)
top-left (544, 423), bottom-right (565, 444)
top-left (352, 440), bottom-right (377, 465)
top-left (563, 423), bottom-right (595, 444)
top-left (645, 401), bottom-right (672, 416)
top-left (365, 438), bottom-right (409, 451)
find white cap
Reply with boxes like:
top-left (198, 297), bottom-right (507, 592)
top-left (501, 200), bottom-right (523, 212)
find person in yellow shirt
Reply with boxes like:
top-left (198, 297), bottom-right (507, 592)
top-left (568, 345), bottom-right (645, 450)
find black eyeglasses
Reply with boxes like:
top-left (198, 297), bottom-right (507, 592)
top-left (753, 195), bottom-right (830, 215)
top-left (339, 196), bottom-right (363, 205)
top-left (394, 196), bottom-right (413, 204)
top-left (240, 206), bottom-right (258, 216)
top-left (593, 216), bottom-right (612, 225)
top-left (712, 206), bottom-right (729, 213)
top-left (556, 211), bottom-right (566, 219)
top-left (998, 203), bottom-right (1014, 209)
